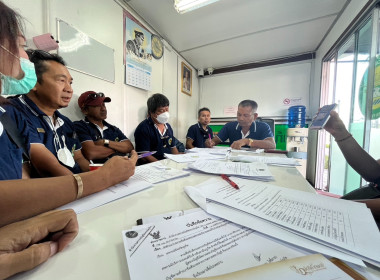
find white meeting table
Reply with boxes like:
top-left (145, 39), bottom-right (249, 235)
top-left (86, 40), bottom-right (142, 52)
top-left (10, 153), bottom-right (380, 280)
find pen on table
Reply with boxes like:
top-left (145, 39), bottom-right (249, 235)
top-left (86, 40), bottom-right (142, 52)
top-left (138, 151), bottom-right (157, 159)
top-left (221, 174), bottom-right (239, 190)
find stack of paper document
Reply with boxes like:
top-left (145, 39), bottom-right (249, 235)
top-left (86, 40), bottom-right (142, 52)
top-left (230, 155), bottom-right (300, 167)
top-left (239, 147), bottom-right (265, 154)
top-left (57, 177), bottom-right (152, 214)
top-left (187, 147), bottom-right (264, 155)
top-left (186, 147), bottom-right (231, 155)
top-left (176, 254), bottom-right (356, 280)
top-left (184, 177), bottom-right (380, 267)
top-left (187, 159), bottom-right (274, 181)
top-left (132, 161), bottom-right (190, 184)
top-left (122, 209), bottom-right (311, 280)
top-left (164, 152), bottom-right (225, 163)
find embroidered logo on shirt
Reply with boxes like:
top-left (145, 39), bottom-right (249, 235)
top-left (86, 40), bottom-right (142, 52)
top-left (37, 128), bottom-right (45, 133)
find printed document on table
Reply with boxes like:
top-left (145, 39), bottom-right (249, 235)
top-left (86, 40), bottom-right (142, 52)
top-left (175, 254), bottom-right (355, 280)
top-left (164, 153), bottom-right (224, 163)
top-left (193, 177), bottom-right (380, 266)
top-left (230, 155), bottom-right (301, 166)
top-left (188, 159), bottom-right (274, 181)
top-left (122, 210), bottom-right (308, 280)
top-left (184, 179), bottom-right (365, 266)
top-left (186, 147), bottom-right (230, 155)
top-left (186, 147), bottom-right (264, 155)
top-left (137, 208), bottom-right (202, 225)
top-left (132, 161), bottom-right (190, 184)
top-left (57, 177), bottom-right (152, 214)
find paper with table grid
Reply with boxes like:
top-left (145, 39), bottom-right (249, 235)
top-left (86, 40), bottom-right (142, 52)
top-left (186, 177), bottom-right (380, 267)
top-left (187, 159), bottom-right (274, 181)
top-left (132, 161), bottom-right (190, 184)
top-left (230, 155), bottom-right (301, 167)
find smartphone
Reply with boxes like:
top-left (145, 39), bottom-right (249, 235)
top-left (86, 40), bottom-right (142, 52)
top-left (309, 103), bottom-right (337, 130)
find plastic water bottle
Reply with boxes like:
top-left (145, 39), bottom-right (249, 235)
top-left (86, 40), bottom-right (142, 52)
top-left (288, 105), bottom-right (306, 128)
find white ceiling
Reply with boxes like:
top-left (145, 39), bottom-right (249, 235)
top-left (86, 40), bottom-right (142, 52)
top-left (126, 0), bottom-right (349, 71)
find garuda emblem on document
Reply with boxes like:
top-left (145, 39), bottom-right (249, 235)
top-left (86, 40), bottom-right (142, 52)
top-left (150, 231), bottom-right (160, 239)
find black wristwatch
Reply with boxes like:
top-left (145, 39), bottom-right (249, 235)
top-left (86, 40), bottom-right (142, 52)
top-left (103, 139), bottom-right (110, 147)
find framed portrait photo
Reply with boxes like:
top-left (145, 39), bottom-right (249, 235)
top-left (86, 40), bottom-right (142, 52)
top-left (181, 62), bottom-right (192, 96)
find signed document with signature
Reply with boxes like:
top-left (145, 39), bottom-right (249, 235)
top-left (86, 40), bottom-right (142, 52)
top-left (122, 210), bottom-right (308, 280)
top-left (175, 254), bottom-right (355, 280)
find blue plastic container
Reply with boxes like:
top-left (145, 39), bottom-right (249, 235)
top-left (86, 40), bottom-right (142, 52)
top-left (288, 105), bottom-right (306, 128)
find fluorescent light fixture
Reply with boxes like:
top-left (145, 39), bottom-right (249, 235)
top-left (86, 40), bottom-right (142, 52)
top-left (174, 0), bottom-right (221, 14)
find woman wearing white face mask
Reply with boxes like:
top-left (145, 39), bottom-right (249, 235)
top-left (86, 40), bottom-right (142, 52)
top-left (134, 93), bottom-right (180, 163)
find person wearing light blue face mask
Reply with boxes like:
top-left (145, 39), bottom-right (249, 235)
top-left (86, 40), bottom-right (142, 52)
top-left (0, 44), bottom-right (37, 95)
top-left (0, 2), bottom-right (138, 278)
top-left (0, 25), bottom-right (42, 179)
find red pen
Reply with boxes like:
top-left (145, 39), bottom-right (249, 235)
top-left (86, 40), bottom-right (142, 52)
top-left (221, 174), bottom-right (239, 190)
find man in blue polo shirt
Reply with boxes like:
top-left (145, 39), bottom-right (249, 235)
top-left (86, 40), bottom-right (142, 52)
top-left (206, 100), bottom-right (275, 150)
top-left (73, 91), bottom-right (134, 164)
top-left (134, 93), bottom-right (179, 163)
top-left (11, 50), bottom-right (89, 176)
top-left (186, 107), bottom-right (213, 149)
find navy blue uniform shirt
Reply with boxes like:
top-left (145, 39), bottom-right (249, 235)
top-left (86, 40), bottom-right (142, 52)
top-left (73, 118), bottom-right (128, 163)
top-left (0, 103), bottom-right (42, 180)
top-left (134, 117), bottom-right (175, 161)
top-left (186, 122), bottom-right (213, 148)
top-left (217, 121), bottom-right (273, 146)
top-left (11, 95), bottom-right (82, 173)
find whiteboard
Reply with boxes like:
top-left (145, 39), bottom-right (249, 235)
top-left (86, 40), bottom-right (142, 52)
top-left (200, 62), bottom-right (311, 118)
top-left (57, 19), bottom-right (115, 82)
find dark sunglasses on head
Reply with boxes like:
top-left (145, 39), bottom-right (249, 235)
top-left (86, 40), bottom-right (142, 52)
top-left (27, 49), bottom-right (54, 61)
top-left (85, 92), bottom-right (105, 102)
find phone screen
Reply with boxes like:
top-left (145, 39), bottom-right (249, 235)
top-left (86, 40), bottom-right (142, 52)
top-left (309, 104), bottom-right (337, 130)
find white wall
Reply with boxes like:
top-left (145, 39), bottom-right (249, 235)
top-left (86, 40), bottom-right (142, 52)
top-left (307, 0), bottom-right (370, 184)
top-left (4, 0), bottom-right (199, 143)
top-left (200, 61), bottom-right (312, 118)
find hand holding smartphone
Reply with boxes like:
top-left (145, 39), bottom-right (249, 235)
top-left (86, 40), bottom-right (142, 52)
top-left (309, 103), bottom-right (337, 130)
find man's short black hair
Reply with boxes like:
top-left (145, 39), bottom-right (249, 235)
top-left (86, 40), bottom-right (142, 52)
top-left (147, 93), bottom-right (170, 114)
top-left (134, 30), bottom-right (144, 38)
top-left (26, 49), bottom-right (66, 84)
top-left (238, 100), bottom-right (258, 112)
top-left (198, 107), bottom-right (210, 117)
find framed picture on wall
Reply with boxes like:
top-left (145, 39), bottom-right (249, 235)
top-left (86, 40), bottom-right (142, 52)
top-left (181, 62), bottom-right (192, 96)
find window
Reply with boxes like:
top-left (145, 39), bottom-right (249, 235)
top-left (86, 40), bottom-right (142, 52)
top-left (317, 12), bottom-right (376, 195)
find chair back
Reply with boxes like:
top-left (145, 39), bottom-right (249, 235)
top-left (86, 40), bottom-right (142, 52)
top-left (257, 118), bottom-right (275, 135)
